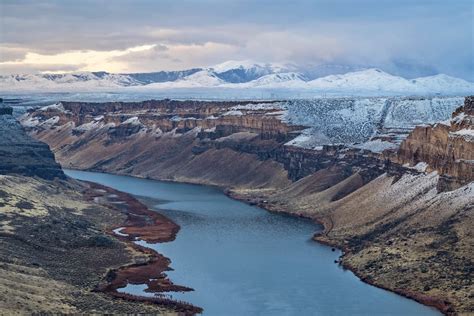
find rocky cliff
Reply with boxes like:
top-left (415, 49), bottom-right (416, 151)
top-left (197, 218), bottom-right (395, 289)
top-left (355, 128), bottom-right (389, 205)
top-left (398, 97), bottom-right (473, 191)
top-left (0, 106), bottom-right (64, 179)
top-left (22, 100), bottom-right (298, 189)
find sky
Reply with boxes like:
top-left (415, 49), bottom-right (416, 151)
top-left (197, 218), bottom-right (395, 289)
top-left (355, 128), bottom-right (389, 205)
top-left (0, 0), bottom-right (473, 80)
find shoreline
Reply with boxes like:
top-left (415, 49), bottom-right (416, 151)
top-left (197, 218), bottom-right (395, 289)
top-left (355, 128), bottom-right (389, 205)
top-left (70, 169), bottom-right (451, 316)
top-left (82, 180), bottom-right (202, 315)
top-left (229, 190), bottom-right (453, 316)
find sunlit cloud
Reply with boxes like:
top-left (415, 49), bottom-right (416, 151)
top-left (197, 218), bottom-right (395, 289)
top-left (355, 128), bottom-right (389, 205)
top-left (0, 44), bottom-right (156, 73)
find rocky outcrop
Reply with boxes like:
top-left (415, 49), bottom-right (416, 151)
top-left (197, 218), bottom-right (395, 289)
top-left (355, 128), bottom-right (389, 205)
top-left (398, 96), bottom-right (473, 191)
top-left (0, 106), bottom-right (12, 115)
top-left (0, 106), bottom-right (64, 180)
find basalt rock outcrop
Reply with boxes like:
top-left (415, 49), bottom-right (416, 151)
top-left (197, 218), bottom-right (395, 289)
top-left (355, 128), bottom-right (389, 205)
top-left (398, 96), bottom-right (474, 191)
top-left (0, 106), bottom-right (64, 179)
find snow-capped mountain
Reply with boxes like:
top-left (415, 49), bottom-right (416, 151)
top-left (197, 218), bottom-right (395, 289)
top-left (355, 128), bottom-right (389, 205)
top-left (141, 70), bottom-right (226, 88)
top-left (307, 68), bottom-right (418, 92)
top-left (234, 72), bottom-right (307, 88)
top-left (306, 69), bottom-right (473, 94)
top-left (211, 60), bottom-right (289, 83)
top-left (410, 74), bottom-right (474, 93)
top-left (127, 68), bottom-right (202, 84)
top-left (2, 72), bottom-right (134, 90)
top-left (1, 61), bottom-right (472, 95)
top-left (299, 64), bottom-right (368, 80)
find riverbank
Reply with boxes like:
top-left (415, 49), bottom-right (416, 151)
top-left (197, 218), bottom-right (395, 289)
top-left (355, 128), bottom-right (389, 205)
top-left (0, 175), bottom-right (185, 315)
top-left (82, 180), bottom-right (203, 314)
top-left (226, 186), bottom-right (455, 315)
top-left (253, 197), bottom-right (454, 315)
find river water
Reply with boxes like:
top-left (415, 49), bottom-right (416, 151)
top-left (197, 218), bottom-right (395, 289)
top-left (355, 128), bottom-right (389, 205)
top-left (65, 169), bottom-right (439, 316)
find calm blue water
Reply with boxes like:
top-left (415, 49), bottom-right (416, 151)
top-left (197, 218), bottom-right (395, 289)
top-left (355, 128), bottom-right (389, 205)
top-left (65, 169), bottom-right (439, 316)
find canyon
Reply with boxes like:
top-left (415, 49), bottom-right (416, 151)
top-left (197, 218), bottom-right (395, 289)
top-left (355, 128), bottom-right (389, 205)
top-left (19, 96), bottom-right (474, 315)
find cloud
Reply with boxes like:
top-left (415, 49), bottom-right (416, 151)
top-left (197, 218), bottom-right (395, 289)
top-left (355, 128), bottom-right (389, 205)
top-left (0, 0), bottom-right (472, 80)
top-left (0, 44), bottom-right (156, 73)
top-left (0, 45), bottom-right (28, 63)
top-left (111, 42), bottom-right (241, 72)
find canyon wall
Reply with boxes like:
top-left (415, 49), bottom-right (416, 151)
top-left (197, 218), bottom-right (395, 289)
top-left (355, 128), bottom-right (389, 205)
top-left (0, 105), bottom-right (64, 179)
top-left (398, 96), bottom-right (474, 191)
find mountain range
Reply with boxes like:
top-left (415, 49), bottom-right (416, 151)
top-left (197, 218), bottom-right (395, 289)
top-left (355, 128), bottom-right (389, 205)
top-left (1, 61), bottom-right (473, 95)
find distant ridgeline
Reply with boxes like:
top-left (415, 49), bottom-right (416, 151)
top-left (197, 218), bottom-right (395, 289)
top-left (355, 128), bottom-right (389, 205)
top-left (0, 104), bottom-right (65, 179)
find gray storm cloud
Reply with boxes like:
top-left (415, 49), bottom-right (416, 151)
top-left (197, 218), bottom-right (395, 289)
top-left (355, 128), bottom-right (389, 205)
top-left (0, 0), bottom-right (472, 80)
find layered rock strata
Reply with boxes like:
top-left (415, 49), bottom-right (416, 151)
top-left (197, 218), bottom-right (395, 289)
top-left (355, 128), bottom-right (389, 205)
top-left (398, 96), bottom-right (474, 191)
top-left (0, 105), bottom-right (64, 179)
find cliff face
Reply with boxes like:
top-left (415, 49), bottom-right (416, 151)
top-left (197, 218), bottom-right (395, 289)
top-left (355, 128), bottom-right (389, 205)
top-left (398, 96), bottom-right (474, 191)
top-left (0, 106), bottom-right (64, 179)
top-left (22, 100), bottom-right (299, 189)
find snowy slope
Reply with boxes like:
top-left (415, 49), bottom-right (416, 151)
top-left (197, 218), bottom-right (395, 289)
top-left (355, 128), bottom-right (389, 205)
top-left (411, 74), bottom-right (474, 93)
top-left (179, 70), bottom-right (226, 86)
top-left (0, 72), bottom-right (136, 91)
top-left (135, 70), bottom-right (226, 88)
top-left (211, 60), bottom-right (289, 83)
top-left (228, 72), bottom-right (307, 88)
top-left (283, 96), bottom-right (464, 146)
top-left (304, 69), bottom-right (473, 94)
top-left (307, 69), bottom-right (418, 92)
top-left (211, 60), bottom-right (287, 74)
top-left (1, 64), bottom-right (473, 95)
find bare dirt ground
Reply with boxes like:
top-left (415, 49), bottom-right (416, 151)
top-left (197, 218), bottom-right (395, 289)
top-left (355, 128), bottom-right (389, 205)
top-left (0, 174), bottom-right (184, 315)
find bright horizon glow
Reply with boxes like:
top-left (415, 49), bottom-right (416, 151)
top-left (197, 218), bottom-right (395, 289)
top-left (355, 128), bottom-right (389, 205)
top-left (0, 45), bottom-right (157, 73)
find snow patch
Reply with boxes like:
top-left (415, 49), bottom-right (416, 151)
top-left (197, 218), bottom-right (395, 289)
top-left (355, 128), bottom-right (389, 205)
top-left (451, 129), bottom-right (474, 136)
top-left (113, 227), bottom-right (129, 237)
top-left (222, 110), bottom-right (243, 116)
top-left (231, 102), bottom-right (285, 111)
top-left (39, 103), bottom-right (65, 112)
top-left (352, 139), bottom-right (398, 153)
top-left (75, 120), bottom-right (102, 132)
top-left (414, 162), bottom-right (429, 172)
top-left (22, 116), bottom-right (40, 127)
top-left (122, 116), bottom-right (141, 125)
top-left (450, 129), bottom-right (474, 142)
top-left (451, 113), bottom-right (466, 124)
top-left (285, 128), bottom-right (332, 149)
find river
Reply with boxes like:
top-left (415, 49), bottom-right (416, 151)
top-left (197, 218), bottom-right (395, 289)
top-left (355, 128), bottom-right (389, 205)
top-left (65, 169), bottom-right (439, 316)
